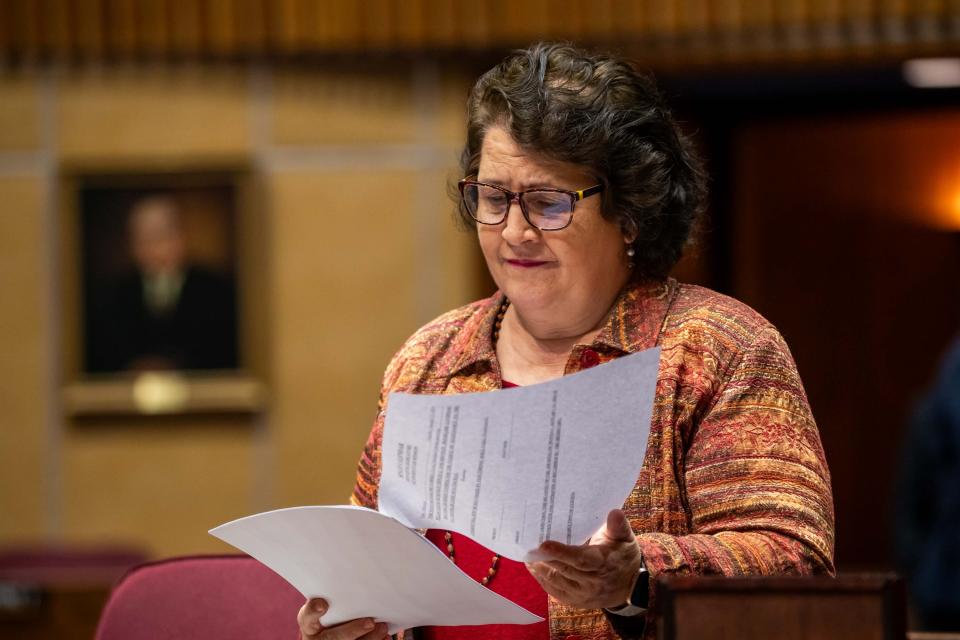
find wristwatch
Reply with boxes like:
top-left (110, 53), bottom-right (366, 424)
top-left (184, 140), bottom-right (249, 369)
top-left (605, 563), bottom-right (649, 617)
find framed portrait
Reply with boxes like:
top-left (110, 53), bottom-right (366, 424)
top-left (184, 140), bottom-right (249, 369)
top-left (60, 167), bottom-right (266, 415)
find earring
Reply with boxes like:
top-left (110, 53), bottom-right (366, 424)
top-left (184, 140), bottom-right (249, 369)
top-left (626, 246), bottom-right (636, 270)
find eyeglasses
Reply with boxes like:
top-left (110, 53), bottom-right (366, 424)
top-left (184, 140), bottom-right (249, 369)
top-left (458, 179), bottom-right (604, 231)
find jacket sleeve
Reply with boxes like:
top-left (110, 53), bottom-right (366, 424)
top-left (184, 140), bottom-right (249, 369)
top-left (350, 410), bottom-right (385, 509)
top-left (636, 326), bottom-right (835, 590)
top-left (350, 366), bottom-right (398, 509)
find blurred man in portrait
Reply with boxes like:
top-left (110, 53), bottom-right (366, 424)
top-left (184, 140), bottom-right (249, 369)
top-left (90, 195), bottom-right (237, 373)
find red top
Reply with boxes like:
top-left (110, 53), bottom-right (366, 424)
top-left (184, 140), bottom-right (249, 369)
top-left (421, 380), bottom-right (549, 640)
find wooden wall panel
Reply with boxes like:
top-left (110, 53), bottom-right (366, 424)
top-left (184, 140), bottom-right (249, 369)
top-left (732, 110), bottom-right (960, 569)
top-left (75, 0), bottom-right (106, 59)
top-left (0, 176), bottom-right (48, 542)
top-left (62, 417), bottom-right (256, 556)
top-left (138, 0), bottom-right (172, 56)
top-left (168, 0), bottom-right (203, 56)
top-left (232, 0), bottom-right (267, 52)
top-left (268, 169), bottom-right (419, 508)
top-left (435, 69), bottom-right (470, 148)
top-left (205, 0), bottom-right (238, 55)
top-left (5, 0), bottom-right (956, 64)
top-left (57, 67), bottom-right (250, 162)
top-left (0, 75), bottom-right (41, 150)
top-left (271, 67), bottom-right (416, 146)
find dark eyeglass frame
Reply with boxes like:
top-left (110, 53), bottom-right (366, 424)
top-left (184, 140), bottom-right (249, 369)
top-left (458, 178), bottom-right (604, 231)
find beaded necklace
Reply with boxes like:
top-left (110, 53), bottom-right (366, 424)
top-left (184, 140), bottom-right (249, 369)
top-left (443, 297), bottom-right (510, 586)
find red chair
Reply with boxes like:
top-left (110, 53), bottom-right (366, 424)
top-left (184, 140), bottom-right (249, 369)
top-left (95, 555), bottom-right (304, 639)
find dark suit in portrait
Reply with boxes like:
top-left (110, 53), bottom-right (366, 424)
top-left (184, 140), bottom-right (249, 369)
top-left (90, 265), bottom-right (237, 372)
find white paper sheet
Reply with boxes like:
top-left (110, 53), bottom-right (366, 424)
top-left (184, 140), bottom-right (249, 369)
top-left (209, 505), bottom-right (542, 634)
top-left (379, 347), bottom-right (660, 561)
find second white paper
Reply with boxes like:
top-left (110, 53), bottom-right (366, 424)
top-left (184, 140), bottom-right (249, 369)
top-left (379, 347), bottom-right (660, 561)
top-left (210, 505), bottom-right (542, 633)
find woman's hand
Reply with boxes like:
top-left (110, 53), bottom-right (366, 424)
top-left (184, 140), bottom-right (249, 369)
top-left (526, 509), bottom-right (643, 610)
top-left (297, 598), bottom-right (390, 640)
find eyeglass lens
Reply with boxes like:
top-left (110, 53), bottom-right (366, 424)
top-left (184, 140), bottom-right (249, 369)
top-left (462, 184), bottom-right (573, 230)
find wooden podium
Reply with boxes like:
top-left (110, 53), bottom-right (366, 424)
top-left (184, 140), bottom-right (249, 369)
top-left (656, 574), bottom-right (906, 640)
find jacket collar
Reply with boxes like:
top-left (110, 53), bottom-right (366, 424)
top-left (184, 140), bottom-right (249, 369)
top-left (442, 278), bottom-right (677, 379)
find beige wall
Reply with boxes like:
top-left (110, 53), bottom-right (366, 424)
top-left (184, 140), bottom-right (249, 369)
top-left (0, 175), bottom-right (48, 540)
top-left (0, 62), bottom-right (481, 557)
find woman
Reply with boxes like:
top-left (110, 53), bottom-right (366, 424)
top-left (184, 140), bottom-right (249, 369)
top-left (299, 42), bottom-right (835, 640)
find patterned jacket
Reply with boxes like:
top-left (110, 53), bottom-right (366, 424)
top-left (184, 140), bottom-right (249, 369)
top-left (351, 279), bottom-right (836, 640)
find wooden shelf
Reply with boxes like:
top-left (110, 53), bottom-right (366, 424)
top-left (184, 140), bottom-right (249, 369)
top-left (62, 373), bottom-right (268, 417)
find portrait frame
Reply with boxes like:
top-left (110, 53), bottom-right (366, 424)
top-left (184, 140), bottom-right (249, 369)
top-left (59, 164), bottom-right (267, 416)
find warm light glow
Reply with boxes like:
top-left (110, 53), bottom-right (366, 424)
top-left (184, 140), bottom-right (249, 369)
top-left (132, 372), bottom-right (190, 414)
top-left (929, 164), bottom-right (960, 230)
top-left (903, 58), bottom-right (960, 88)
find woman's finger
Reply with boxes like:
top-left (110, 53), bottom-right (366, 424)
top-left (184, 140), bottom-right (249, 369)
top-left (543, 559), bottom-right (593, 585)
top-left (298, 598), bottom-right (328, 638)
top-left (320, 617), bottom-right (378, 640)
top-left (530, 565), bottom-right (579, 604)
top-left (536, 540), bottom-right (604, 571)
top-left (528, 561), bottom-right (583, 594)
top-left (603, 509), bottom-right (636, 543)
top-left (357, 622), bottom-right (390, 640)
